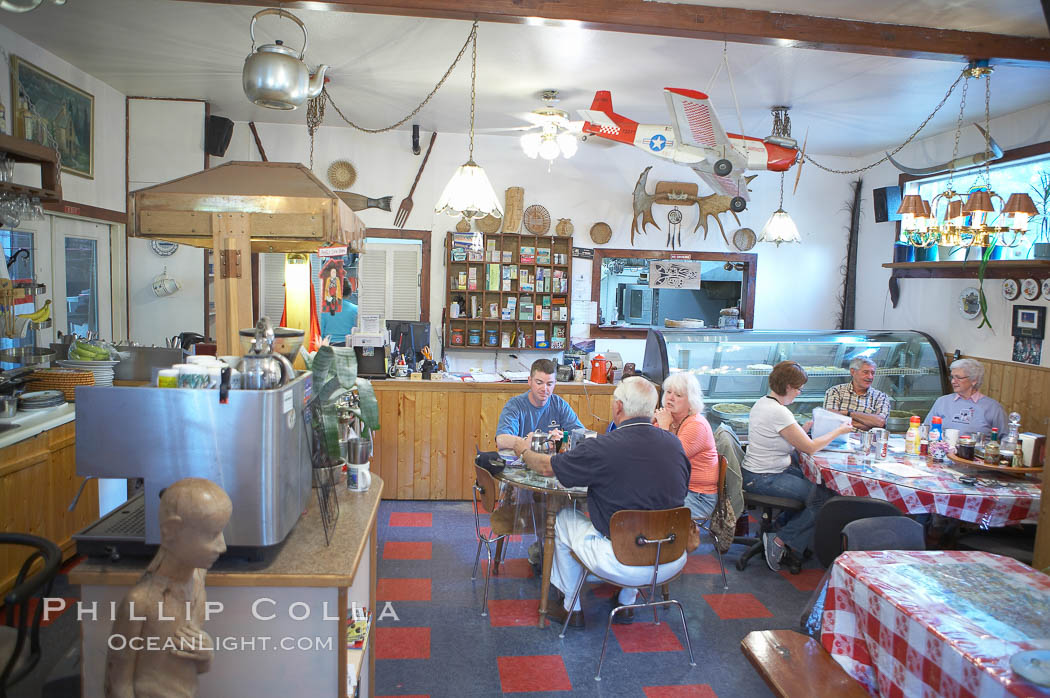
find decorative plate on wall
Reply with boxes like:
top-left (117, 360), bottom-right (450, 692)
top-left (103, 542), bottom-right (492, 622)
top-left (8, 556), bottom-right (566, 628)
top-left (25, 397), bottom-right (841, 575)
top-left (1021, 277), bottom-right (1041, 301)
top-left (959, 286), bottom-right (981, 320)
top-left (150, 240), bottom-right (179, 257)
top-left (1043, 278), bottom-right (1050, 300)
top-left (589, 222), bottom-right (612, 245)
top-left (732, 227), bottom-right (757, 251)
top-left (1002, 278), bottom-right (1021, 301)
top-left (523, 205), bottom-right (551, 234)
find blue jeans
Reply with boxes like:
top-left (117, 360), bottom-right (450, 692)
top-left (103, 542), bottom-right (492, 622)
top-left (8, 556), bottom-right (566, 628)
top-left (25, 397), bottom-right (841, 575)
top-left (741, 464), bottom-right (831, 553)
top-left (684, 491), bottom-right (717, 520)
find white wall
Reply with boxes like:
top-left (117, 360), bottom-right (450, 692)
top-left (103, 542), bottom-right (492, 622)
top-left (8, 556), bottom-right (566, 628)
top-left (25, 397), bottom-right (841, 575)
top-left (212, 119), bottom-right (858, 369)
top-left (854, 101), bottom-right (1050, 367)
top-left (127, 98), bottom-right (206, 346)
top-left (0, 24), bottom-right (126, 211)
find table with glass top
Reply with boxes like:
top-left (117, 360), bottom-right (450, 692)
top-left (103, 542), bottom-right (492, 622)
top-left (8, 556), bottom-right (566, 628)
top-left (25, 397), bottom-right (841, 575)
top-left (494, 463), bottom-right (587, 628)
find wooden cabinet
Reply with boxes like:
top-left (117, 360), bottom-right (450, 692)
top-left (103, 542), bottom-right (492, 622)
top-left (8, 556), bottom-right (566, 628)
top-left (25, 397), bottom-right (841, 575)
top-left (445, 232), bottom-right (572, 351)
top-left (0, 422), bottom-right (98, 597)
top-left (0, 132), bottom-right (62, 202)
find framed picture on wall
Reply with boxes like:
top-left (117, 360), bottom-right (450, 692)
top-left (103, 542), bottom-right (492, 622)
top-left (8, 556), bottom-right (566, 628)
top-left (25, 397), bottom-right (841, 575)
top-left (1011, 305), bottom-right (1046, 340)
top-left (10, 55), bottom-right (94, 179)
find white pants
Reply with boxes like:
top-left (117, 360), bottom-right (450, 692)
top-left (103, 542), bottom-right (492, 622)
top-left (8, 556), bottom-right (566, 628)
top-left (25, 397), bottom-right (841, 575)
top-left (551, 507), bottom-right (688, 612)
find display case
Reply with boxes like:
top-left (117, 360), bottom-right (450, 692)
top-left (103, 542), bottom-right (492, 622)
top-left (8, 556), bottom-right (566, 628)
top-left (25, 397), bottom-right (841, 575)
top-left (641, 329), bottom-right (950, 434)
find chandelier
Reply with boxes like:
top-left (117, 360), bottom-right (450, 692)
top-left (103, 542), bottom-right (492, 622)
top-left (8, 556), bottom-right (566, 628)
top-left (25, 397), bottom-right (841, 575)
top-left (898, 63), bottom-right (1037, 250)
top-left (519, 91), bottom-right (579, 163)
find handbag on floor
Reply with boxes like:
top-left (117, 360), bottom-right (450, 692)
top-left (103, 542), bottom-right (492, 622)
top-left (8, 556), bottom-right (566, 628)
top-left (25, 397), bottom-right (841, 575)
top-left (708, 495), bottom-right (737, 554)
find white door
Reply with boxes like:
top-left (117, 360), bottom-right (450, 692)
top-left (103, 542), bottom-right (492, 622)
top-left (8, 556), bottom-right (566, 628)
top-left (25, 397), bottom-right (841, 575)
top-left (50, 216), bottom-right (112, 339)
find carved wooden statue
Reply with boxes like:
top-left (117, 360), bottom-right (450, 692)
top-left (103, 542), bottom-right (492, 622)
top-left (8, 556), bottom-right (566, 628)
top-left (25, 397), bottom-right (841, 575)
top-left (105, 478), bottom-right (233, 698)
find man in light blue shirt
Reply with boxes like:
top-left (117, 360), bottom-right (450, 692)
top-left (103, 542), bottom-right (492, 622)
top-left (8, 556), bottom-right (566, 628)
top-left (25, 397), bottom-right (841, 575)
top-left (320, 279), bottom-right (358, 346)
top-left (496, 359), bottom-right (584, 453)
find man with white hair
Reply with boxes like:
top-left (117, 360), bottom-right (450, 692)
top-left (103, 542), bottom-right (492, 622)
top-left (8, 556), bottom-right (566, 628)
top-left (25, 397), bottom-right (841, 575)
top-left (925, 358), bottom-right (1006, 435)
top-left (822, 356), bottom-right (890, 431)
top-left (513, 376), bottom-right (689, 628)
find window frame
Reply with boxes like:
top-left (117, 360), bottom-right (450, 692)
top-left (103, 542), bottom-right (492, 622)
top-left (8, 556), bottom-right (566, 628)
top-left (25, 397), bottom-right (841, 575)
top-left (361, 228), bottom-right (431, 322)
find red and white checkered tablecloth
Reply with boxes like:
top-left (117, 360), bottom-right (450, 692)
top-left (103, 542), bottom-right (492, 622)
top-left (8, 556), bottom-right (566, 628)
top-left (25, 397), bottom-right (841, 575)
top-left (822, 550), bottom-right (1050, 698)
top-left (800, 451), bottom-right (1040, 527)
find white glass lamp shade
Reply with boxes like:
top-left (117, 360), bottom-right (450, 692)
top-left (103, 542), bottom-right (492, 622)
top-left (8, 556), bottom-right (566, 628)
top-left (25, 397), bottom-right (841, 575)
top-left (759, 209), bottom-right (801, 246)
top-left (435, 160), bottom-right (504, 220)
top-left (557, 132), bottom-right (578, 158)
top-left (537, 135), bottom-right (561, 161)
top-left (520, 132), bottom-right (541, 159)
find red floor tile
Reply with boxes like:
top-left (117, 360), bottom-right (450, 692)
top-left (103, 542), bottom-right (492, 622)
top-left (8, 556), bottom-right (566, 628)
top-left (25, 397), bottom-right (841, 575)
top-left (683, 554), bottom-right (725, 575)
top-left (478, 527), bottom-right (523, 542)
top-left (483, 558), bottom-right (535, 578)
top-left (487, 599), bottom-right (540, 627)
top-left (612, 622), bottom-right (685, 653)
top-left (389, 512), bottom-right (432, 527)
top-left (779, 568), bottom-right (827, 592)
top-left (377, 577), bottom-right (432, 601)
top-left (498, 655), bottom-right (572, 693)
top-left (702, 593), bottom-right (773, 620)
top-left (644, 684), bottom-right (718, 698)
top-left (383, 541), bottom-right (432, 560)
top-left (375, 627), bottom-right (430, 659)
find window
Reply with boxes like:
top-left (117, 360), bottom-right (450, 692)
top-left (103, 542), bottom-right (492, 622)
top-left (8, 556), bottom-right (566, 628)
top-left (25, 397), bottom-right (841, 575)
top-left (357, 238), bottom-right (421, 322)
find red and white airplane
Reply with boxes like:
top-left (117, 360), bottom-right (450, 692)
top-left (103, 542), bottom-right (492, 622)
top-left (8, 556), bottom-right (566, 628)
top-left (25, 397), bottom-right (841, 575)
top-left (579, 88), bottom-right (798, 212)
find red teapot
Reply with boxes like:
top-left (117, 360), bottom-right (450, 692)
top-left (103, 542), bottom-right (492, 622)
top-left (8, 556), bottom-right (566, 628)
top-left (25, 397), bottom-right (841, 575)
top-left (590, 354), bottom-right (614, 384)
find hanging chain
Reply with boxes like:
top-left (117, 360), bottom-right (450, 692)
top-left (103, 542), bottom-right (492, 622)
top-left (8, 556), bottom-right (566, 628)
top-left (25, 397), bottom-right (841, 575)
top-left (980, 73), bottom-right (992, 188)
top-left (778, 171), bottom-right (785, 209)
top-left (306, 90), bottom-right (326, 169)
top-left (467, 20), bottom-right (477, 162)
top-left (321, 20), bottom-right (477, 134)
top-left (802, 70), bottom-right (965, 175)
top-left (945, 75), bottom-right (969, 191)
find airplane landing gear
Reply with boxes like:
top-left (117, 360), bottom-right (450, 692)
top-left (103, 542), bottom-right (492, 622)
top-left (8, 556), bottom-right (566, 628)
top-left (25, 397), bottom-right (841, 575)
top-left (713, 158), bottom-right (733, 177)
top-left (730, 196), bottom-right (747, 213)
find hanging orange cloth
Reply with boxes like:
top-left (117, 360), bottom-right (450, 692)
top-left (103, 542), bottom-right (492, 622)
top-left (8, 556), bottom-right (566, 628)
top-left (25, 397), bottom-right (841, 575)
top-left (280, 275), bottom-right (322, 352)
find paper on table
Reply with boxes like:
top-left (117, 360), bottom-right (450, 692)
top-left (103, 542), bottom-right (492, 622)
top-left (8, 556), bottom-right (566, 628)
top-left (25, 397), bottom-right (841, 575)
top-left (869, 460), bottom-right (929, 478)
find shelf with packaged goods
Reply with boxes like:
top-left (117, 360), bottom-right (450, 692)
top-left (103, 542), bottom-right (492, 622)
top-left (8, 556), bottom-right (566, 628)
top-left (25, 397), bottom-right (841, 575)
top-left (445, 231), bottom-right (572, 352)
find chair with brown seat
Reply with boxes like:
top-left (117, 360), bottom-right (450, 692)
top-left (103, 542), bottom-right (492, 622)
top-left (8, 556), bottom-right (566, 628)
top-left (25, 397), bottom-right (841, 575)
top-left (471, 464), bottom-right (534, 616)
top-left (1, 533), bottom-right (62, 698)
top-left (693, 455), bottom-right (730, 589)
top-left (558, 507), bottom-right (696, 681)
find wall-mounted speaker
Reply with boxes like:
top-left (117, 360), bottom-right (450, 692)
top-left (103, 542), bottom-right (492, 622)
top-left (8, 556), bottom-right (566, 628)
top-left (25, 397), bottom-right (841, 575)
top-left (204, 115), bottom-right (234, 157)
top-left (873, 185), bottom-right (902, 223)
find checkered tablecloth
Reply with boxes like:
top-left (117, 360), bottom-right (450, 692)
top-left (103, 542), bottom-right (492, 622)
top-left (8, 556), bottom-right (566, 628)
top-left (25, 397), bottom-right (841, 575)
top-left (822, 550), bottom-right (1050, 698)
top-left (800, 450), bottom-right (1040, 527)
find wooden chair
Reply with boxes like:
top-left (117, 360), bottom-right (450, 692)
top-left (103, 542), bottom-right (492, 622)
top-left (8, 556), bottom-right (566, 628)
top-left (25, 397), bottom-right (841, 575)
top-left (559, 507), bottom-right (696, 681)
top-left (740, 629), bottom-right (869, 698)
top-left (471, 465), bottom-right (533, 616)
top-left (1, 533), bottom-right (62, 698)
top-left (693, 455), bottom-right (729, 589)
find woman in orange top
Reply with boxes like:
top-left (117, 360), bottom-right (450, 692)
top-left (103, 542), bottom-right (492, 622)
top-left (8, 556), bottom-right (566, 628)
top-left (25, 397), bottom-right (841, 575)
top-left (654, 372), bottom-right (719, 518)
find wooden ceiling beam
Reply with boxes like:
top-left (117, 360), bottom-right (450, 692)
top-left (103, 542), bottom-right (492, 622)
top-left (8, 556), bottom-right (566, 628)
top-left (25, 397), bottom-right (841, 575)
top-left (177, 0), bottom-right (1050, 68)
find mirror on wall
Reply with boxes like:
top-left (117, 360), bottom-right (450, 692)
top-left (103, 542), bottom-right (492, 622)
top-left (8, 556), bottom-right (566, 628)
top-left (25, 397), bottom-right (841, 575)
top-left (590, 249), bottom-right (756, 337)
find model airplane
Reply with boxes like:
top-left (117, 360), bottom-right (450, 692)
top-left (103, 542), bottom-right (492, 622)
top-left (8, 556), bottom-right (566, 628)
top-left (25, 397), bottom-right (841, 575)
top-left (579, 88), bottom-right (799, 212)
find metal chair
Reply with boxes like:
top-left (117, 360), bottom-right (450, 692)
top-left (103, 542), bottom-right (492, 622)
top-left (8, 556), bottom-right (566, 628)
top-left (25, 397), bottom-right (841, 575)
top-left (471, 465), bottom-right (533, 616)
top-left (1, 533), bottom-right (62, 698)
top-left (812, 496), bottom-right (904, 568)
top-left (694, 455), bottom-right (729, 589)
top-left (558, 507), bottom-right (696, 681)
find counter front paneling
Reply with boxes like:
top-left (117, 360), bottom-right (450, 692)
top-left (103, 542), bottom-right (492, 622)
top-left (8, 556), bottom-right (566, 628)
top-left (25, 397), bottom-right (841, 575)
top-left (371, 380), bottom-right (615, 500)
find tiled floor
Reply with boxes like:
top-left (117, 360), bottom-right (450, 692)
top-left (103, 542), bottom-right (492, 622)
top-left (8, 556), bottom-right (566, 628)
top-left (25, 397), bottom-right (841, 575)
top-left (374, 500), bottom-right (823, 697)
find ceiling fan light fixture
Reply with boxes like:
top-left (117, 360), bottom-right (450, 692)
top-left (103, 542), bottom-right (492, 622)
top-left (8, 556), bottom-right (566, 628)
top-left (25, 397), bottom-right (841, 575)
top-left (520, 132), bottom-right (542, 159)
top-left (557, 132), bottom-right (578, 159)
top-left (538, 136), bottom-right (561, 161)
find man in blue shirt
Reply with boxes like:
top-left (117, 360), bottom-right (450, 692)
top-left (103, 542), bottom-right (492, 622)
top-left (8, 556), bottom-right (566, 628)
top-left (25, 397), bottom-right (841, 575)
top-left (495, 359), bottom-right (584, 453)
top-left (320, 278), bottom-right (358, 346)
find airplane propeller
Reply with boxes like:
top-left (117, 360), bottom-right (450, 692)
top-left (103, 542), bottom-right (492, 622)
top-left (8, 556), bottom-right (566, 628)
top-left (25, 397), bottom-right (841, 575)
top-left (793, 129), bottom-right (809, 196)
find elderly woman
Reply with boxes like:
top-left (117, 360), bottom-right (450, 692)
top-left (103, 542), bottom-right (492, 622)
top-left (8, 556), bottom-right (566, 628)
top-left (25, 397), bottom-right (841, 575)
top-left (654, 372), bottom-right (719, 519)
top-left (924, 358), bottom-right (1006, 436)
top-left (742, 361), bottom-right (852, 572)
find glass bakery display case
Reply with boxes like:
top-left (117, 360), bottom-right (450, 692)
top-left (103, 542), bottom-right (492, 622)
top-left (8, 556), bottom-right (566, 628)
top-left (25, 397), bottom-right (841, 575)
top-left (641, 329), bottom-right (950, 435)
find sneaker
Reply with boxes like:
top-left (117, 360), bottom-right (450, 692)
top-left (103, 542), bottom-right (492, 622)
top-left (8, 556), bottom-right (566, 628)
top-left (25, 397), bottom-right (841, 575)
top-left (763, 532), bottom-right (785, 572)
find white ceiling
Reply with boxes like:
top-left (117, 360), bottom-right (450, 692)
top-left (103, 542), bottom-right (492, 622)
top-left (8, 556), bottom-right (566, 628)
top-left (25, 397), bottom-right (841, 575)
top-left (3, 0), bottom-right (1050, 157)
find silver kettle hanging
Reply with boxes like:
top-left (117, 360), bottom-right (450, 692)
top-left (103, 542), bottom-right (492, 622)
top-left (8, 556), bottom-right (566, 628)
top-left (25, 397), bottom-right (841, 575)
top-left (242, 8), bottom-right (329, 110)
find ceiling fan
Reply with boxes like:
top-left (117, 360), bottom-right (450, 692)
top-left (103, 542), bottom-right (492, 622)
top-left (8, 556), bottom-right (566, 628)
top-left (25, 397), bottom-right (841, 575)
top-left (488, 90), bottom-right (586, 161)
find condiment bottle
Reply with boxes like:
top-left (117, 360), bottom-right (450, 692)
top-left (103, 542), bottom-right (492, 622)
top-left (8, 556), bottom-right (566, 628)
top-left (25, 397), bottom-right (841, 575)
top-left (929, 416), bottom-right (942, 443)
top-left (984, 428), bottom-right (1001, 465)
top-left (905, 416), bottom-right (921, 455)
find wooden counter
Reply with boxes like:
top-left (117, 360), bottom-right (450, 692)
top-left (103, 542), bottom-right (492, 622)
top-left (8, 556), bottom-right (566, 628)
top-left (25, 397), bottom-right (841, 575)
top-left (371, 380), bottom-right (615, 500)
top-left (71, 476), bottom-right (383, 698)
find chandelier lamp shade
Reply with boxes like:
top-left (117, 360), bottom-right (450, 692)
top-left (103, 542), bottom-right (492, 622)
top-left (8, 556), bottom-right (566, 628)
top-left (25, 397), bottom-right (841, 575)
top-left (520, 126), bottom-right (578, 161)
top-left (758, 171), bottom-right (801, 246)
top-left (435, 21), bottom-right (503, 221)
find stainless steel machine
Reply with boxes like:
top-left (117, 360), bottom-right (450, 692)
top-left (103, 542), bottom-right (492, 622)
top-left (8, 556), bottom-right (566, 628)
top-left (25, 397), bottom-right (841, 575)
top-left (74, 372), bottom-right (313, 556)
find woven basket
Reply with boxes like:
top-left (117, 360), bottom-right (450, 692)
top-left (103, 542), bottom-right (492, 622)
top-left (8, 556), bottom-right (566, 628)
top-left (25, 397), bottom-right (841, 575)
top-left (327, 160), bottom-right (357, 190)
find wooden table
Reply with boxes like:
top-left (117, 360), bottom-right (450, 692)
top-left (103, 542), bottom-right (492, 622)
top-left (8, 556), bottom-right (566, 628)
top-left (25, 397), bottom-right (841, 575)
top-left (822, 549), bottom-right (1050, 697)
top-left (494, 466), bottom-right (587, 628)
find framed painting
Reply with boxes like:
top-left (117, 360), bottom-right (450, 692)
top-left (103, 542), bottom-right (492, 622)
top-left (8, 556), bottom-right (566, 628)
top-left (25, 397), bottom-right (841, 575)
top-left (10, 55), bottom-right (94, 179)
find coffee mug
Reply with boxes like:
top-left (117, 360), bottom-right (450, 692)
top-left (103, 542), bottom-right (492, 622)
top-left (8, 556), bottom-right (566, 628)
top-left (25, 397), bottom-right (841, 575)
top-left (152, 269), bottom-right (181, 297)
top-left (347, 462), bottom-right (372, 492)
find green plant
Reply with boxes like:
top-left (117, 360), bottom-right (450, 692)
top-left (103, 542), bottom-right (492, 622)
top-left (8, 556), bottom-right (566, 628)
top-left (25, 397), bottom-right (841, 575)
top-left (1028, 171), bottom-right (1050, 251)
top-left (304, 345), bottom-right (380, 467)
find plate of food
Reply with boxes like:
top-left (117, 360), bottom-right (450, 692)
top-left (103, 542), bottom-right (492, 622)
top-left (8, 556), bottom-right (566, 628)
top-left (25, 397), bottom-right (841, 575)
top-left (711, 402), bottom-right (752, 421)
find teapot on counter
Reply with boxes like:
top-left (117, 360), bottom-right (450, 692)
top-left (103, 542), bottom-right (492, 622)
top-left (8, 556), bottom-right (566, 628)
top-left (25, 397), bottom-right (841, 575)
top-left (242, 9), bottom-right (329, 110)
top-left (241, 317), bottom-right (295, 390)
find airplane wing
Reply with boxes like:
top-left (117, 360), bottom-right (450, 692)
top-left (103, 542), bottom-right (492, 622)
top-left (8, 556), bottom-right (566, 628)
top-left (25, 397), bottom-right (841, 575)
top-left (694, 169), bottom-right (750, 201)
top-left (664, 88), bottom-right (731, 152)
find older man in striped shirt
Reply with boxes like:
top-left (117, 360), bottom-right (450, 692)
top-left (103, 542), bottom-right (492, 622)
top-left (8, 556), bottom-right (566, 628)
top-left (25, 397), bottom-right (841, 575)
top-left (822, 357), bottom-right (890, 431)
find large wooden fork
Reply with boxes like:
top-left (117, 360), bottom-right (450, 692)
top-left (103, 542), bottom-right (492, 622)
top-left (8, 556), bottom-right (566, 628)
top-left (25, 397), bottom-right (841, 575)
top-left (394, 131), bottom-right (437, 228)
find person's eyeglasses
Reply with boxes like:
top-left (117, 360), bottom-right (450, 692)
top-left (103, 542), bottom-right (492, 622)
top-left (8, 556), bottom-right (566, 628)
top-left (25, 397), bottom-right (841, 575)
top-left (950, 374), bottom-right (970, 381)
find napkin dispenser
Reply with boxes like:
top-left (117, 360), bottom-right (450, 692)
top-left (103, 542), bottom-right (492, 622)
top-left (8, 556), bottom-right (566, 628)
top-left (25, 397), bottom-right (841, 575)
top-left (1019, 433), bottom-right (1046, 468)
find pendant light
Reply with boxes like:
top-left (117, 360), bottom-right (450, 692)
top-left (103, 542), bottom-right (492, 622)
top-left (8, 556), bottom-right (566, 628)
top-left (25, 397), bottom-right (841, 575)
top-left (435, 21), bottom-right (503, 222)
top-left (759, 172), bottom-right (801, 246)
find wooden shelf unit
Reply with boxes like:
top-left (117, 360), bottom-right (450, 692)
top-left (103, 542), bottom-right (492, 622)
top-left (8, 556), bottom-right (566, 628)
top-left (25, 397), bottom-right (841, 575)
top-left (0, 132), bottom-right (62, 202)
top-left (883, 260), bottom-right (1050, 279)
top-left (444, 232), bottom-right (572, 351)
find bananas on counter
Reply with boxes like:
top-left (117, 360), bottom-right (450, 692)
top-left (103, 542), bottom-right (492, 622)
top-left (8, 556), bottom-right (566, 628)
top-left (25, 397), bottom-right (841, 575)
top-left (69, 339), bottom-right (113, 361)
